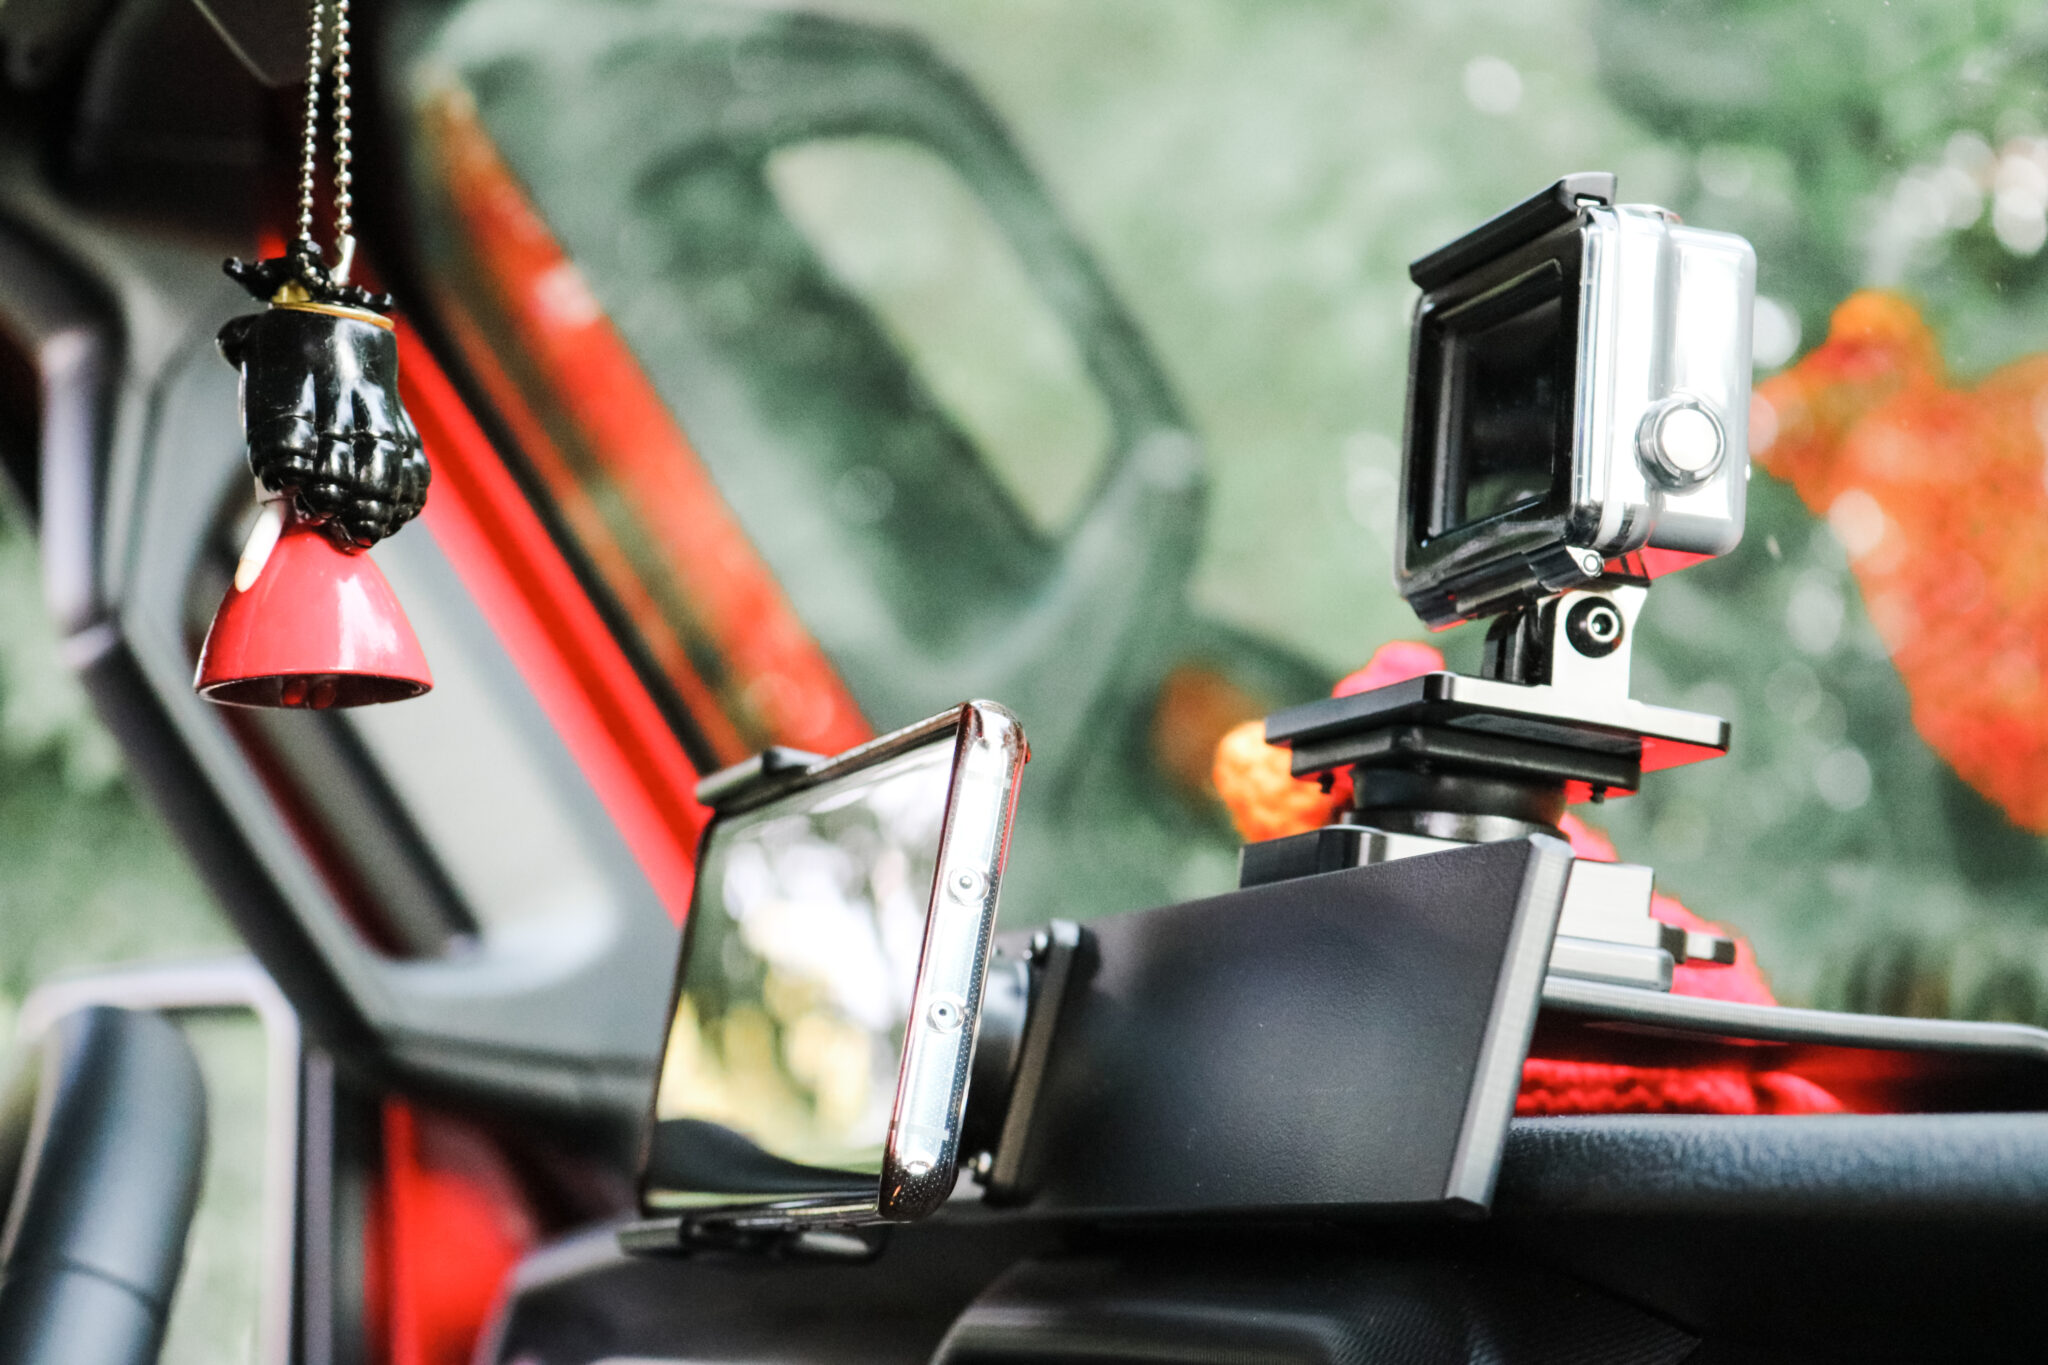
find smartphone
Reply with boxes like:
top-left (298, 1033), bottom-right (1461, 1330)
top-left (638, 702), bottom-right (1027, 1228)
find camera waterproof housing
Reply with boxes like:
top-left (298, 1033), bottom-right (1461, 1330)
top-left (1397, 172), bottom-right (1755, 629)
top-left (1258, 173), bottom-right (1760, 995)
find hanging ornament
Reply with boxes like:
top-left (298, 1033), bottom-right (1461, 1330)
top-left (197, 0), bottom-right (433, 708)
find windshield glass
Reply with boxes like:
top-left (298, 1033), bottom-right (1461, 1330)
top-left (395, 0), bottom-right (2048, 1026)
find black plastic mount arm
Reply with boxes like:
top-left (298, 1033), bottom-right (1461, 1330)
top-left (983, 837), bottom-right (1572, 1220)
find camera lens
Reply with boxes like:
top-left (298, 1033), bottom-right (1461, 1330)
top-left (1423, 266), bottom-right (1570, 537)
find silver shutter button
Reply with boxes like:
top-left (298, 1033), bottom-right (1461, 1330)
top-left (1636, 397), bottom-right (1725, 487)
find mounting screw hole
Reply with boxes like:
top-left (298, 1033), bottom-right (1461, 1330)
top-left (1565, 598), bottom-right (1625, 658)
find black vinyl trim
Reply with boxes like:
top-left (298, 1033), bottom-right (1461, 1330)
top-left (72, 633), bottom-right (377, 1059)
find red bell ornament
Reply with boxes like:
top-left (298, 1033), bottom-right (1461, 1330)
top-left (196, 504), bottom-right (431, 708)
top-left (196, 0), bottom-right (433, 709)
top-left (195, 254), bottom-right (434, 709)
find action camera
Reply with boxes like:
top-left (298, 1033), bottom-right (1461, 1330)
top-left (1395, 173), bottom-right (1755, 629)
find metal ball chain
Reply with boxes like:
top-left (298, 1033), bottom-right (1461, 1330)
top-left (332, 0), bottom-right (355, 274)
top-left (294, 0), bottom-right (325, 246)
top-left (293, 0), bottom-right (358, 281)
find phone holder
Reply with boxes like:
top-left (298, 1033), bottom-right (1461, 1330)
top-left (962, 837), bottom-right (1571, 1217)
top-left (623, 822), bottom-right (1574, 1248)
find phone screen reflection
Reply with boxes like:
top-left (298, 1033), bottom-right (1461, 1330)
top-left (644, 740), bottom-right (953, 1209)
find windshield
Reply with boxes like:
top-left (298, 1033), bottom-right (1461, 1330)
top-left (393, 0), bottom-right (2048, 1026)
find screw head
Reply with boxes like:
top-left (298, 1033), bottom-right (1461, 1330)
top-left (1565, 597), bottom-right (1625, 658)
top-left (947, 867), bottom-right (987, 904)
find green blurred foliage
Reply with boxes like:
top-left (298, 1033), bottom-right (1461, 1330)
top-left (159, 1012), bottom-right (268, 1365)
top-left (1593, 0), bottom-right (2048, 372)
top-left (826, 0), bottom-right (1687, 670)
top-left (1583, 0), bottom-right (2048, 1014)
top-left (0, 496), bottom-right (231, 1045)
top-left (817, 0), bottom-right (2048, 1016)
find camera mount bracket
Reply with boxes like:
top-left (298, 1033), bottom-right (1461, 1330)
top-left (1269, 583), bottom-right (1726, 801)
top-left (1252, 579), bottom-right (1734, 991)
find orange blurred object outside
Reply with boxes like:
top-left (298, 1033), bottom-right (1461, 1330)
top-left (1756, 290), bottom-right (2048, 830)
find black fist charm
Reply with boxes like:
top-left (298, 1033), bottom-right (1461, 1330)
top-left (217, 305), bottom-right (429, 550)
top-left (218, 242), bottom-right (428, 551)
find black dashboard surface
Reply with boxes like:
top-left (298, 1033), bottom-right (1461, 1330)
top-left (482, 1112), bottom-right (2048, 1364)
